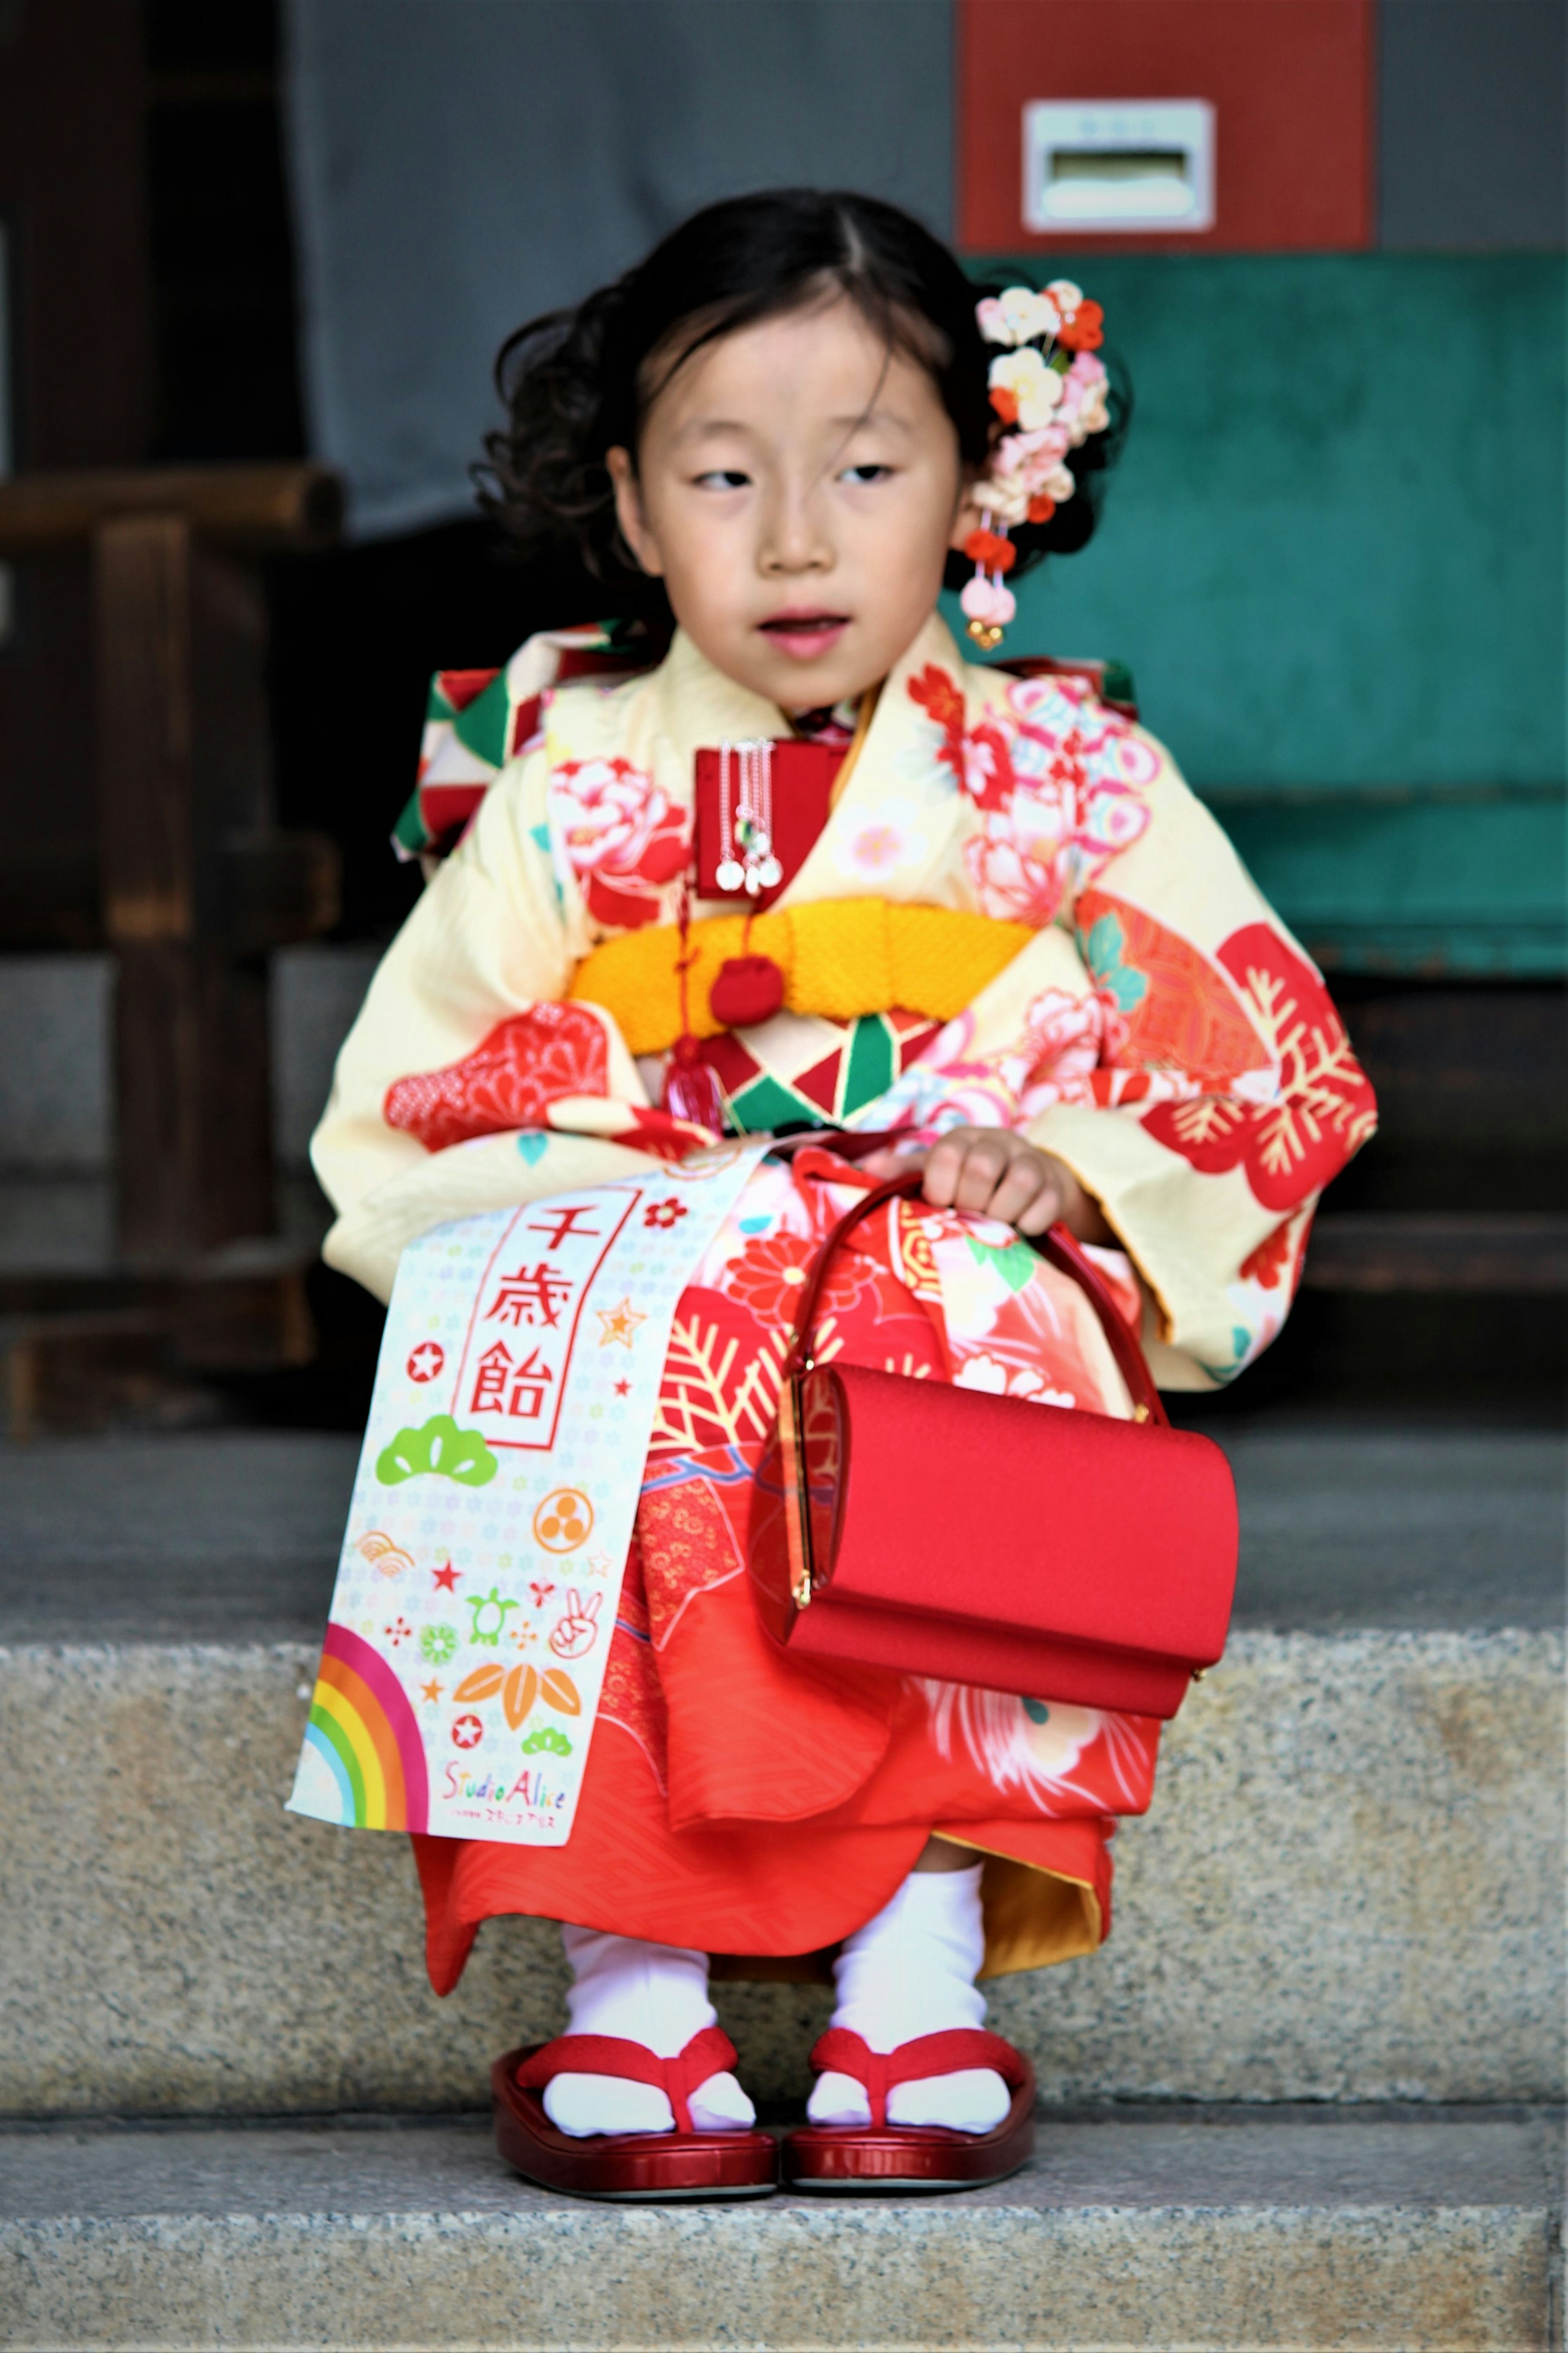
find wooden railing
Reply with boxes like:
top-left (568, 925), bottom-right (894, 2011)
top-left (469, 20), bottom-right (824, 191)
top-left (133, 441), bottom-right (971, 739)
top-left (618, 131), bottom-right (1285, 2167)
top-left (0, 463), bottom-right (343, 554)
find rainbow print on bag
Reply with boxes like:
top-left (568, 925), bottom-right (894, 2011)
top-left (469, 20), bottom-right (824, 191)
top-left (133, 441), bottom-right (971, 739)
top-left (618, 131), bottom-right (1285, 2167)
top-left (298, 1624), bottom-right (430, 1832)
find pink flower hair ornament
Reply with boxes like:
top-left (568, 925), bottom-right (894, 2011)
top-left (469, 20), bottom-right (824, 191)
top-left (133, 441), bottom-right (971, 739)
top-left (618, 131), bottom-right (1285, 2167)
top-left (961, 282), bottom-right (1112, 652)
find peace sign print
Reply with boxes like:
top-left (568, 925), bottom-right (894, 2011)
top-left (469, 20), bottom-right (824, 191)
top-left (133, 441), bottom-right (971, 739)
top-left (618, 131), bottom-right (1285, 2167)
top-left (548, 1588), bottom-right (603, 1660)
top-left (533, 1488), bottom-right (594, 1553)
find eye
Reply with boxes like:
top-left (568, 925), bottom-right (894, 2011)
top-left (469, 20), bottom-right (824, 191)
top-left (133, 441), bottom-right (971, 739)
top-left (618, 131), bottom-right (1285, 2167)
top-left (840, 462), bottom-right (894, 485)
top-left (694, 468), bottom-right (751, 490)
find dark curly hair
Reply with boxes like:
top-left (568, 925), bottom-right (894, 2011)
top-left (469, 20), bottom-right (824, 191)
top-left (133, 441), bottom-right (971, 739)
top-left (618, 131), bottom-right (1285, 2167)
top-left (475, 188), bottom-right (1129, 614)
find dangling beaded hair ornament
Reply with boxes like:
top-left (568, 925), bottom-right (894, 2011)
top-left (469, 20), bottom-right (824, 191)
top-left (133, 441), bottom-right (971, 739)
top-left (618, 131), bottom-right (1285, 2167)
top-left (961, 280), bottom-right (1111, 652)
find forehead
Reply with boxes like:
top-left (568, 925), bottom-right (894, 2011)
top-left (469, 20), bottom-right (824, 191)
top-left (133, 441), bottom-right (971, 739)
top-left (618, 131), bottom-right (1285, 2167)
top-left (644, 296), bottom-right (949, 443)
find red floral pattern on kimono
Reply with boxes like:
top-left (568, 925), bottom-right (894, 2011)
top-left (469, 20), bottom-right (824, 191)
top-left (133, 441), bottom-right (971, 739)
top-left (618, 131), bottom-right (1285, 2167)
top-left (1240, 1213), bottom-right (1312, 1294)
top-left (907, 664), bottom-right (1153, 925)
top-left (383, 1004), bottom-right (609, 1152)
top-left (862, 983), bottom-right (1113, 1143)
top-left (412, 1150), bottom-right (1160, 1992)
top-left (547, 755), bottom-right (690, 929)
top-left (1075, 891), bottom-right (1274, 1092)
top-left (1138, 925), bottom-right (1377, 1211)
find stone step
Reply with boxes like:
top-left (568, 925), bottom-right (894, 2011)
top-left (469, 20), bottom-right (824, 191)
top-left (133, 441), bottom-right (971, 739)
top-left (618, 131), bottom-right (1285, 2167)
top-left (1, 2107), bottom-right (1558, 2350)
top-left (0, 1421), bottom-right (1561, 2119)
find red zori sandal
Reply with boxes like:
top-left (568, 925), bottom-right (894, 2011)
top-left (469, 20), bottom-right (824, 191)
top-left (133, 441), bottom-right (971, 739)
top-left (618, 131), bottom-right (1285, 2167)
top-left (492, 2027), bottom-right (778, 2201)
top-left (782, 2028), bottom-right (1036, 2192)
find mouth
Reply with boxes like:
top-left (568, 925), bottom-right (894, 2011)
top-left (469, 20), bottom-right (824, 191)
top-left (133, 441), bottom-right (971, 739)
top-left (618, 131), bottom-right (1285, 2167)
top-left (757, 609), bottom-right (851, 659)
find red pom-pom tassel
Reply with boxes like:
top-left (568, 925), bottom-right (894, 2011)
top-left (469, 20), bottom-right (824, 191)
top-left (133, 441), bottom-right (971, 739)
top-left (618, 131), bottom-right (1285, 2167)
top-left (710, 954), bottom-right (785, 1029)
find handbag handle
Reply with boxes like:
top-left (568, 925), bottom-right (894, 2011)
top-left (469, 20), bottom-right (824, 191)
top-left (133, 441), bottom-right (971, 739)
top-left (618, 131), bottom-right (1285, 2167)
top-left (782, 1165), bottom-right (1169, 1429)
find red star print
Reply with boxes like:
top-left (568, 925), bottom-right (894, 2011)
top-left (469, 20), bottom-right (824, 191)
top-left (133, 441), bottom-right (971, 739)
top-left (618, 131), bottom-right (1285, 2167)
top-left (406, 1340), bottom-right (445, 1383)
top-left (451, 1713), bottom-right (484, 1749)
top-left (614, 1378), bottom-right (631, 1397)
top-left (431, 1562), bottom-right (461, 1592)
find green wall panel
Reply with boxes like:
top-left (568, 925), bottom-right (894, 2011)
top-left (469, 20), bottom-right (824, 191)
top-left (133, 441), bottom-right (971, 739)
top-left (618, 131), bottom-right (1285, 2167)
top-left (950, 254), bottom-right (1565, 790)
top-left (944, 255), bottom-right (1566, 973)
top-left (1207, 784), bottom-right (1566, 977)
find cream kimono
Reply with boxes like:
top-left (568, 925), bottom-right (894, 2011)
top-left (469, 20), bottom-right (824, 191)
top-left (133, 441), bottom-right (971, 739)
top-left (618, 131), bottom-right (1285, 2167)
top-left (314, 613), bottom-right (1374, 1990)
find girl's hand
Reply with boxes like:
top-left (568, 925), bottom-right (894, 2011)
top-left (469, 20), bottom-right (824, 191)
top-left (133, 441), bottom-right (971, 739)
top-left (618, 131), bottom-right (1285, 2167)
top-left (860, 1127), bottom-right (1112, 1243)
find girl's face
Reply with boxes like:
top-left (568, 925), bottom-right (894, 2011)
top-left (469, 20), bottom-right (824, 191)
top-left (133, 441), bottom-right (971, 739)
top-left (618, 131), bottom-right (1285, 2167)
top-left (608, 295), bottom-right (984, 710)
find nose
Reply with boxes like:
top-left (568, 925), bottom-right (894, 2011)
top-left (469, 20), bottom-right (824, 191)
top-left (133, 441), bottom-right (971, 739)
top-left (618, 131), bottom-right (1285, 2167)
top-left (757, 478), bottom-right (832, 578)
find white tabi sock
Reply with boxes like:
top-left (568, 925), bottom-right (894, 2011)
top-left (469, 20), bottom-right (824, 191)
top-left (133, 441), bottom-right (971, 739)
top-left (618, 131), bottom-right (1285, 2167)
top-left (542, 1926), bottom-right (756, 2139)
top-left (807, 1863), bottom-right (1011, 2135)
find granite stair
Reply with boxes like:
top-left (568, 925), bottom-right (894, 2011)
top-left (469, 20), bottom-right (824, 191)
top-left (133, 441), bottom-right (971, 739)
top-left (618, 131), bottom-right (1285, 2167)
top-left (2, 2105), bottom-right (1559, 2350)
top-left (0, 1413), bottom-right (1561, 2347)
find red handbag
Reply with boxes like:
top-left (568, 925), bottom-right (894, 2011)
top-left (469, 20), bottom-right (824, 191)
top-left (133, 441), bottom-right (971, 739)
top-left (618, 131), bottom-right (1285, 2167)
top-left (749, 1170), bottom-right (1238, 1719)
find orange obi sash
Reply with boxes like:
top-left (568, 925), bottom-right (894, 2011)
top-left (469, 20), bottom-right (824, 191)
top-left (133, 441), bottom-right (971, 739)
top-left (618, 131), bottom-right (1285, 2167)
top-left (568, 899), bottom-right (1033, 1057)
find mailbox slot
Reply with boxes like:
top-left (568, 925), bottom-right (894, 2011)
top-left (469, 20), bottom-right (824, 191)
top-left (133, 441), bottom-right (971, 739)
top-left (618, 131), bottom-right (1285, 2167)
top-left (1024, 101), bottom-right (1216, 234)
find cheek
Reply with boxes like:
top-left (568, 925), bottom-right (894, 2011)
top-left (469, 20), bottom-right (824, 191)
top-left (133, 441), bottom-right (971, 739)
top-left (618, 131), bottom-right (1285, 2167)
top-left (856, 475), bottom-right (965, 599)
top-left (650, 508), bottom-right (751, 625)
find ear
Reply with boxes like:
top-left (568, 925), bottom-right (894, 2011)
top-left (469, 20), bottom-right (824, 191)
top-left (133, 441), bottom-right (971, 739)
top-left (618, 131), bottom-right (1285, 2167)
top-left (947, 475), bottom-right (992, 555)
top-left (606, 448), bottom-right (664, 578)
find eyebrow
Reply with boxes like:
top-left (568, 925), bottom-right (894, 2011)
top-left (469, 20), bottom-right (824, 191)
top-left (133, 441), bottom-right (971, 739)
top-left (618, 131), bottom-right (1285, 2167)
top-left (829, 410), bottom-right (915, 438)
top-left (670, 421), bottom-right (755, 444)
top-left (670, 408), bottom-right (916, 446)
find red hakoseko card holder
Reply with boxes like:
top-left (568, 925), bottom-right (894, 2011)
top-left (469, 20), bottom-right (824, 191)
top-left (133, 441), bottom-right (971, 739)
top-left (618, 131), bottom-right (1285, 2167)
top-left (693, 739), bottom-right (841, 907)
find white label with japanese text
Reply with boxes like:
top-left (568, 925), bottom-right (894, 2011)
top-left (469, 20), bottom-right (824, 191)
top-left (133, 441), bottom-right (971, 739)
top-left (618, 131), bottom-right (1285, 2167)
top-left (287, 1144), bottom-right (766, 1847)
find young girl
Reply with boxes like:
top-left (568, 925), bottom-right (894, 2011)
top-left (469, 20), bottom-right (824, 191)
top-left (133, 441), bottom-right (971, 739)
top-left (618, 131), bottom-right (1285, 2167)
top-left (312, 189), bottom-right (1375, 2196)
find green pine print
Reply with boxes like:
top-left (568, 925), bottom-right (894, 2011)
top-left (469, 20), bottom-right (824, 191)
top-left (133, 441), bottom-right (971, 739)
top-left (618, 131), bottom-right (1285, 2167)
top-left (965, 1234), bottom-right (1038, 1293)
top-left (1082, 912), bottom-right (1148, 1014)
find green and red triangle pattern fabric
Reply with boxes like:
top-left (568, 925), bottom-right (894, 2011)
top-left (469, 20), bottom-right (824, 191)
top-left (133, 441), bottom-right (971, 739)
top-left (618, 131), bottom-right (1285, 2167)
top-left (392, 624), bottom-right (663, 863)
top-left (699, 1009), bottom-right (942, 1134)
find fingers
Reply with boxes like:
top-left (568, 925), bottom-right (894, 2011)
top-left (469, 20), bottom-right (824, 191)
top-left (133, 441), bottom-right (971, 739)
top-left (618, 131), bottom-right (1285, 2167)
top-left (922, 1128), bottom-right (999, 1211)
top-left (918, 1132), bottom-right (963, 1208)
top-left (857, 1144), bottom-right (929, 1182)
top-left (922, 1128), bottom-right (1066, 1231)
top-left (997, 1157), bottom-right (1065, 1235)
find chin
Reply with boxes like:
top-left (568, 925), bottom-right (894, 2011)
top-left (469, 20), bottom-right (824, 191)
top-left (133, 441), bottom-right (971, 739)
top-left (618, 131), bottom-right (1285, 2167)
top-left (766, 667), bottom-right (857, 708)
top-left (756, 649), bottom-right (879, 710)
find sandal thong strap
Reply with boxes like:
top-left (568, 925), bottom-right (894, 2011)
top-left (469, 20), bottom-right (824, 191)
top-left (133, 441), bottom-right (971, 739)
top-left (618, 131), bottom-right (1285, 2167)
top-left (513, 2024), bottom-right (739, 2135)
top-left (809, 2026), bottom-right (1030, 2131)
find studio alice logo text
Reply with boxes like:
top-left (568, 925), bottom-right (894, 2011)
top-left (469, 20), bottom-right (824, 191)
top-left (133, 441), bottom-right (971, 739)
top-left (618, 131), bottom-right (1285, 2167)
top-left (443, 1762), bottom-right (568, 1811)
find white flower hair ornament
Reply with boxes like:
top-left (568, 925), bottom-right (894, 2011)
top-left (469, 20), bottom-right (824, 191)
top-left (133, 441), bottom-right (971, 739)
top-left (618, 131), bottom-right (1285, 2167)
top-left (962, 281), bottom-right (1112, 651)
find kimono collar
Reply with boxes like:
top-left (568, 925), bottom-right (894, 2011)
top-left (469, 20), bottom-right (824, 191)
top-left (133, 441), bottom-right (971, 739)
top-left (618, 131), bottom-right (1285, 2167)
top-left (647, 610), bottom-right (983, 791)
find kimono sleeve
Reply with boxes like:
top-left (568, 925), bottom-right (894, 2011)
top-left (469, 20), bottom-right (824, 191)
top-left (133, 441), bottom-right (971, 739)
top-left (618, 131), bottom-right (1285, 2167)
top-left (310, 748), bottom-right (647, 1302)
top-left (1026, 737), bottom-right (1377, 1390)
